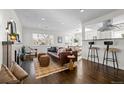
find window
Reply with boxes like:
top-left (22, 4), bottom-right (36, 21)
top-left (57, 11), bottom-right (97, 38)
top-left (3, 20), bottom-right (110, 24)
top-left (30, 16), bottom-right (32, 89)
top-left (85, 14), bottom-right (124, 40)
top-left (85, 23), bottom-right (102, 40)
top-left (65, 32), bottom-right (82, 46)
top-left (85, 28), bottom-right (98, 40)
top-left (32, 33), bottom-right (54, 45)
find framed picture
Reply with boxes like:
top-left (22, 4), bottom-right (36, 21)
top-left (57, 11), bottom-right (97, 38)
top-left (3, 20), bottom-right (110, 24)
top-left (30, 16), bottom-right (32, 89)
top-left (58, 36), bottom-right (62, 43)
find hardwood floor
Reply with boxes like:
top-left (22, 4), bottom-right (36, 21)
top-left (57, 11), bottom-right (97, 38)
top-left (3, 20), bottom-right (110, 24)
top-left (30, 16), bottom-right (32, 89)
top-left (21, 59), bottom-right (124, 84)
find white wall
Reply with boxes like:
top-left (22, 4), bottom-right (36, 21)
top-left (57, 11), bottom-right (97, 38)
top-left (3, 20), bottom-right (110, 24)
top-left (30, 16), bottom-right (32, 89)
top-left (22, 27), bottom-right (67, 53)
top-left (0, 42), bottom-right (2, 65)
top-left (0, 9), bottom-right (22, 65)
top-left (82, 10), bottom-right (124, 70)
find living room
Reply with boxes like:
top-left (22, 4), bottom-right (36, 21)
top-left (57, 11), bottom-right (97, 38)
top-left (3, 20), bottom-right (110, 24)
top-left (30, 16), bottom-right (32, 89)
top-left (1, 0), bottom-right (124, 93)
top-left (1, 9), bottom-right (124, 84)
top-left (0, 9), bottom-right (83, 83)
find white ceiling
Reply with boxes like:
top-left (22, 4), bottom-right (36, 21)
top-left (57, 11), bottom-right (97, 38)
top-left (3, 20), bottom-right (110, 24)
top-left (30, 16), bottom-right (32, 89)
top-left (86, 14), bottom-right (124, 31)
top-left (15, 9), bottom-right (117, 33)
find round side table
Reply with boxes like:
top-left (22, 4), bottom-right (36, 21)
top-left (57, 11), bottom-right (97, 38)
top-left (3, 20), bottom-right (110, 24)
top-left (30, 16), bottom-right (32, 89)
top-left (67, 55), bottom-right (75, 70)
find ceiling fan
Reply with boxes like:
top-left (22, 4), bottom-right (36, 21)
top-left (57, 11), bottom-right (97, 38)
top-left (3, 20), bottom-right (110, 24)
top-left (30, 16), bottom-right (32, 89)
top-left (97, 19), bottom-right (124, 32)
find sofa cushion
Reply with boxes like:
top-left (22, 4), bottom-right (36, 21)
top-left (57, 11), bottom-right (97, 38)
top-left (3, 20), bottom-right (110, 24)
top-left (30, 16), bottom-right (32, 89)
top-left (48, 47), bottom-right (57, 52)
top-left (10, 62), bottom-right (28, 81)
top-left (57, 48), bottom-right (64, 56)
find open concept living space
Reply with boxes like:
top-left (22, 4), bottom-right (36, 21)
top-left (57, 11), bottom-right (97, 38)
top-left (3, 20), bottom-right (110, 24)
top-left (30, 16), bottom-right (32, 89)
top-left (0, 9), bottom-right (124, 84)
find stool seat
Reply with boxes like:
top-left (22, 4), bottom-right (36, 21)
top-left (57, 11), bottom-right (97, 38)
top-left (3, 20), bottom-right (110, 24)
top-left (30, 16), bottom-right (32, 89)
top-left (90, 47), bottom-right (99, 50)
top-left (105, 48), bottom-right (119, 52)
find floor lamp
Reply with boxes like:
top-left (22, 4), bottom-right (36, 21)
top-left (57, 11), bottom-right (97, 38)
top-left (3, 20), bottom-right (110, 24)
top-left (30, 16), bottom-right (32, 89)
top-left (6, 20), bottom-right (20, 67)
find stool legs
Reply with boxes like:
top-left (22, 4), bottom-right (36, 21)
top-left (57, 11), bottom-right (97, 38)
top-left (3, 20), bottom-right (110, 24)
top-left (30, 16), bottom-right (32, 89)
top-left (91, 49), bottom-right (93, 62)
top-left (115, 52), bottom-right (119, 69)
top-left (103, 50), bottom-right (106, 65)
top-left (87, 48), bottom-right (99, 63)
top-left (87, 48), bottom-right (90, 60)
top-left (103, 50), bottom-right (119, 69)
top-left (94, 49), bottom-right (95, 63)
top-left (112, 51), bottom-right (115, 69)
top-left (103, 50), bottom-right (109, 66)
top-left (106, 50), bottom-right (108, 66)
top-left (96, 49), bottom-right (99, 63)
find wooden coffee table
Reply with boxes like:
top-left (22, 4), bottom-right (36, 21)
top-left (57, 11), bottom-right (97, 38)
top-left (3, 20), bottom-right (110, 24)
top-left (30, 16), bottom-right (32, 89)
top-left (67, 55), bottom-right (75, 70)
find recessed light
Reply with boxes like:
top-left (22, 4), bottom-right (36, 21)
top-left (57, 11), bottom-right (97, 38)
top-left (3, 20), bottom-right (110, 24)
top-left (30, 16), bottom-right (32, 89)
top-left (80, 9), bottom-right (84, 13)
top-left (10, 20), bottom-right (14, 22)
top-left (61, 22), bottom-right (64, 24)
top-left (45, 26), bottom-right (48, 28)
top-left (73, 24), bottom-right (77, 26)
top-left (41, 18), bottom-right (45, 21)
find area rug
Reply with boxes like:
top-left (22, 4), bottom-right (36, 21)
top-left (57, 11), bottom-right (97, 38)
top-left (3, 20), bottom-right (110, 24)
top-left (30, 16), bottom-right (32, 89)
top-left (34, 58), bottom-right (77, 79)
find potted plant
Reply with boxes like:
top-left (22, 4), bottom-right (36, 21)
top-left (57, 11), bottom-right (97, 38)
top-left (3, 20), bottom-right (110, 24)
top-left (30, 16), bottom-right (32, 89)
top-left (9, 33), bottom-right (17, 41)
top-left (121, 34), bottom-right (124, 38)
top-left (74, 38), bottom-right (78, 43)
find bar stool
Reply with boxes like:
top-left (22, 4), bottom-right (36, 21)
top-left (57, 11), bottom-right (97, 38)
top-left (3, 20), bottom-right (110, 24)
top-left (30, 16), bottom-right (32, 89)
top-left (103, 41), bottom-right (119, 69)
top-left (87, 42), bottom-right (99, 63)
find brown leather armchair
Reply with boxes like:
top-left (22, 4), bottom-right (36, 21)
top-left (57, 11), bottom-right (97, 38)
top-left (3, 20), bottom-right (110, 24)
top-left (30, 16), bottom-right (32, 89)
top-left (59, 51), bottom-right (77, 65)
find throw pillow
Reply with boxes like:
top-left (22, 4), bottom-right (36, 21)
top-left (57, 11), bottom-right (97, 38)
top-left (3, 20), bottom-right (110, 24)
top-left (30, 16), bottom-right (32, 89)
top-left (10, 62), bottom-right (28, 81)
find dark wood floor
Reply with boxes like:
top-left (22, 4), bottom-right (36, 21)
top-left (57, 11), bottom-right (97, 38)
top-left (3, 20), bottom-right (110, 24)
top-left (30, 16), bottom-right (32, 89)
top-left (21, 59), bottom-right (124, 84)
